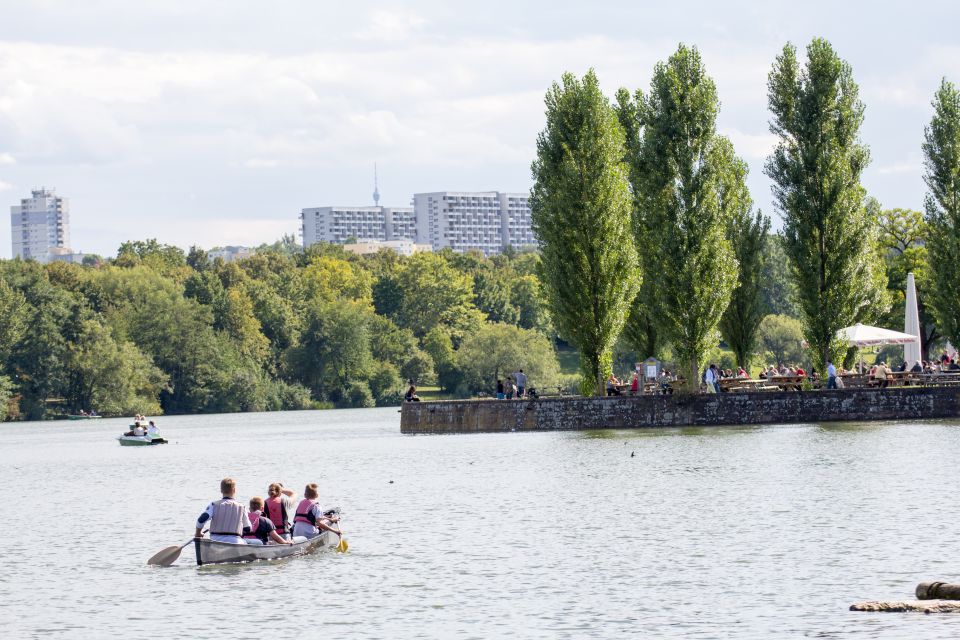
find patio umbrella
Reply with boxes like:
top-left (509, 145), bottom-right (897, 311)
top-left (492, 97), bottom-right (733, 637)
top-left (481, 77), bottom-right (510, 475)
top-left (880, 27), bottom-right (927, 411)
top-left (837, 323), bottom-right (918, 372)
top-left (837, 323), bottom-right (919, 347)
top-left (904, 272), bottom-right (922, 367)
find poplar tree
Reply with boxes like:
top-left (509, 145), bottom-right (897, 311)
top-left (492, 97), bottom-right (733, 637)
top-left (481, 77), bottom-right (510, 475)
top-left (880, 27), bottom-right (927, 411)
top-left (616, 89), bottom-right (662, 360)
top-left (531, 70), bottom-right (641, 396)
top-left (624, 44), bottom-right (739, 391)
top-left (715, 139), bottom-right (771, 370)
top-left (923, 78), bottom-right (960, 346)
top-left (765, 39), bottom-right (878, 372)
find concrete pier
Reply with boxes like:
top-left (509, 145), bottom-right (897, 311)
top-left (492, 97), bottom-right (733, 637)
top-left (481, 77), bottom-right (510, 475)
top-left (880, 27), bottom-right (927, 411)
top-left (401, 387), bottom-right (960, 434)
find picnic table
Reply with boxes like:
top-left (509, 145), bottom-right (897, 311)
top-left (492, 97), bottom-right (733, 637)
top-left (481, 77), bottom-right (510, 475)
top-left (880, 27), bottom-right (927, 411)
top-left (718, 378), bottom-right (779, 392)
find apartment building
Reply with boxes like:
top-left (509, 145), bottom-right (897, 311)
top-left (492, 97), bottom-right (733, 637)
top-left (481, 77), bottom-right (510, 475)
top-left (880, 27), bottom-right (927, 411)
top-left (10, 188), bottom-right (71, 262)
top-left (413, 191), bottom-right (534, 256)
top-left (300, 206), bottom-right (416, 248)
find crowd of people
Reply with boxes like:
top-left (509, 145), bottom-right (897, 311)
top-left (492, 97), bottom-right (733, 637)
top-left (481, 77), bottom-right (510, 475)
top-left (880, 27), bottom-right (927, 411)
top-left (195, 478), bottom-right (341, 546)
top-left (123, 414), bottom-right (161, 437)
top-left (495, 369), bottom-right (530, 399)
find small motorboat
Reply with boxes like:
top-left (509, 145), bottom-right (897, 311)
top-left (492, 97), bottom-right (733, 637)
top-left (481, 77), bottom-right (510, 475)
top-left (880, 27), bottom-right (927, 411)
top-left (67, 414), bottom-right (102, 420)
top-left (193, 530), bottom-right (338, 565)
top-left (117, 434), bottom-right (167, 446)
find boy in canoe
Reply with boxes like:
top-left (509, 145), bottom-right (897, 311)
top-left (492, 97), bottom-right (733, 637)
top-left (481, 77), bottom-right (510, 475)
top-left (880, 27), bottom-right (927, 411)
top-left (291, 483), bottom-right (341, 541)
top-left (244, 497), bottom-right (294, 546)
top-left (195, 477), bottom-right (253, 544)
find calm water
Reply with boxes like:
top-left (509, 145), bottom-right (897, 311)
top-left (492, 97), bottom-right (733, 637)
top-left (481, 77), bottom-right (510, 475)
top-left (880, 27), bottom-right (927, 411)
top-left (3, 409), bottom-right (960, 638)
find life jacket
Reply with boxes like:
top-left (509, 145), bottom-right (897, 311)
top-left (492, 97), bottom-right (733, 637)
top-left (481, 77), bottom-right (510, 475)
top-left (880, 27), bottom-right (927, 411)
top-left (243, 510), bottom-right (263, 539)
top-left (294, 498), bottom-right (317, 526)
top-left (210, 498), bottom-right (245, 537)
top-left (265, 496), bottom-right (289, 534)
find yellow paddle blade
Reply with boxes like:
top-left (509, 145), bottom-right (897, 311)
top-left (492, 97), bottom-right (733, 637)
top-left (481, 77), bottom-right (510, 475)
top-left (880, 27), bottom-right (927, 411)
top-left (336, 537), bottom-right (348, 553)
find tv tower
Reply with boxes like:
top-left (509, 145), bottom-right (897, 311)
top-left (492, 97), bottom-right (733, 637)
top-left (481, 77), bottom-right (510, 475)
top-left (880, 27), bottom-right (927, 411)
top-left (373, 163), bottom-right (380, 207)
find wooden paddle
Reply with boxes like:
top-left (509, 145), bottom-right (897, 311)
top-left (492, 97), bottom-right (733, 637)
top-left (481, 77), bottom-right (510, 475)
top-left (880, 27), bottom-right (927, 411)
top-left (148, 531), bottom-right (205, 567)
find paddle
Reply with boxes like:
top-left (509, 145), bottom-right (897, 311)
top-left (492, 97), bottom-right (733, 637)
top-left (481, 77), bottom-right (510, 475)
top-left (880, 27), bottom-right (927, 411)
top-left (148, 531), bottom-right (206, 567)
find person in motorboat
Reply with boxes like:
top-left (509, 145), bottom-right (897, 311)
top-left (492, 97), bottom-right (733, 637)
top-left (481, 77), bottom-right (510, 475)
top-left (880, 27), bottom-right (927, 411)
top-left (123, 423), bottom-right (146, 437)
top-left (195, 477), bottom-right (252, 544)
top-left (264, 482), bottom-right (298, 540)
top-left (243, 497), bottom-right (294, 546)
top-left (291, 483), bottom-right (341, 541)
top-left (147, 421), bottom-right (160, 437)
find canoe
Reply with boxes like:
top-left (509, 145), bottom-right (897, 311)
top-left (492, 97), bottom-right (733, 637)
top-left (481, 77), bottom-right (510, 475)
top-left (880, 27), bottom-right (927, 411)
top-left (193, 530), bottom-right (337, 565)
top-left (67, 415), bottom-right (102, 420)
top-left (117, 435), bottom-right (167, 446)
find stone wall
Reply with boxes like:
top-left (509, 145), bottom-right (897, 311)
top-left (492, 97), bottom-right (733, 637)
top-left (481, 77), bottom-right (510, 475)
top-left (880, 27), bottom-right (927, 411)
top-left (400, 387), bottom-right (960, 434)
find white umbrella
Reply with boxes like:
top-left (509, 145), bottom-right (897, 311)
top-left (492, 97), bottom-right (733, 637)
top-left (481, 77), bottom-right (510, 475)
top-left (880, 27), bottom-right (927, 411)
top-left (904, 272), bottom-right (922, 367)
top-left (837, 323), bottom-right (919, 347)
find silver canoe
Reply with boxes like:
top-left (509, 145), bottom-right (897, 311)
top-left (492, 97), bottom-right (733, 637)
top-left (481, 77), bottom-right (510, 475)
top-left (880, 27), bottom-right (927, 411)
top-left (193, 531), bottom-right (337, 565)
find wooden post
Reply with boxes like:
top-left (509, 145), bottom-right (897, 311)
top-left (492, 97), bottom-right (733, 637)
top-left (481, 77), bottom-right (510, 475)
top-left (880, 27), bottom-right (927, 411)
top-left (916, 582), bottom-right (960, 600)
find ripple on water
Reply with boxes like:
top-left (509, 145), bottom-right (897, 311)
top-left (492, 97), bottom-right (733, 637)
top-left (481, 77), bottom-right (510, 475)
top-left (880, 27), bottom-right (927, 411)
top-left (4, 411), bottom-right (960, 638)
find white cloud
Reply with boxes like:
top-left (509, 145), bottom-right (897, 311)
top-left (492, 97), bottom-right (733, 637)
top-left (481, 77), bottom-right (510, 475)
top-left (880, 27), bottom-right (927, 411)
top-left (721, 128), bottom-right (778, 160)
top-left (0, 152), bottom-right (14, 164)
top-left (877, 162), bottom-right (922, 175)
top-left (0, 179), bottom-right (12, 191)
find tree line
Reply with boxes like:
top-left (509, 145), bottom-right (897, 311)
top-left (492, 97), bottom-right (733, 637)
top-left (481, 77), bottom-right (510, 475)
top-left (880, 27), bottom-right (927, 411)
top-left (0, 241), bottom-right (564, 420)
top-left (532, 38), bottom-right (960, 394)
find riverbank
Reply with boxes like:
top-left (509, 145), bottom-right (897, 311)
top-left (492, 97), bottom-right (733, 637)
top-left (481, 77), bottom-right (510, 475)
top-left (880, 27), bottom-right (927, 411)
top-left (400, 386), bottom-right (960, 433)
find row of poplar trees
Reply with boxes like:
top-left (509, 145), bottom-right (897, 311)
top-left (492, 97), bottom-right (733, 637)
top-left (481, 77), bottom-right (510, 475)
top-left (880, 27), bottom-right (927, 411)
top-left (532, 38), bottom-right (960, 395)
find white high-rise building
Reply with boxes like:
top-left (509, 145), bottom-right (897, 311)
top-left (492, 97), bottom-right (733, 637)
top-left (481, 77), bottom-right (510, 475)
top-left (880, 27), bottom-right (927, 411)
top-left (10, 188), bottom-right (70, 262)
top-left (300, 206), bottom-right (416, 248)
top-left (413, 191), bottom-right (535, 255)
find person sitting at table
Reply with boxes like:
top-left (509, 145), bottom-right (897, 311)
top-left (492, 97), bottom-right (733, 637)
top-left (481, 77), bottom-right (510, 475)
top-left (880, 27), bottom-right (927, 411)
top-left (737, 367), bottom-right (749, 379)
top-left (795, 365), bottom-right (806, 377)
top-left (911, 361), bottom-right (923, 373)
top-left (606, 374), bottom-right (622, 396)
top-left (630, 372), bottom-right (639, 395)
top-left (950, 359), bottom-right (960, 371)
top-left (873, 361), bottom-right (890, 388)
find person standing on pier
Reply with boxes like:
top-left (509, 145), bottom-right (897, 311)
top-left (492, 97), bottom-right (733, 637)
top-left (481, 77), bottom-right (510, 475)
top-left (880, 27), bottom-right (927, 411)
top-left (827, 360), bottom-right (838, 389)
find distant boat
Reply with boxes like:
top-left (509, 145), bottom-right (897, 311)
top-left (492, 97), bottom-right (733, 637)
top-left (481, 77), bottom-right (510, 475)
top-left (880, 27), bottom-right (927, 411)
top-left (67, 414), bottom-right (101, 420)
top-left (117, 434), bottom-right (167, 446)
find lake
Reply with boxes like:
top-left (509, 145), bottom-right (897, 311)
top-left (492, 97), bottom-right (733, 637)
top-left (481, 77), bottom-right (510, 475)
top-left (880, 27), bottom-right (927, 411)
top-left (3, 408), bottom-right (959, 638)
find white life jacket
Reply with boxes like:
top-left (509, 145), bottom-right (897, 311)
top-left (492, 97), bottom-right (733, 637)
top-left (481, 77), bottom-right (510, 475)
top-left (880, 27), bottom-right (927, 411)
top-left (210, 498), bottom-right (245, 537)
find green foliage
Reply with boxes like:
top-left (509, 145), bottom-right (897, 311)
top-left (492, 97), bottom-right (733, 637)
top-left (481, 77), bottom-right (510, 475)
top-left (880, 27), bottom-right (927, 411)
top-left (621, 45), bottom-right (740, 390)
top-left (717, 148), bottom-right (771, 368)
top-left (765, 38), bottom-right (884, 373)
top-left (391, 252), bottom-right (483, 341)
top-left (0, 375), bottom-right (14, 420)
top-left (757, 314), bottom-right (806, 367)
top-left (759, 234), bottom-right (800, 317)
top-left (453, 323), bottom-right (560, 396)
top-left (874, 205), bottom-right (938, 359)
top-left (923, 78), bottom-right (960, 349)
top-left (422, 327), bottom-right (460, 392)
top-left (531, 69), bottom-right (640, 395)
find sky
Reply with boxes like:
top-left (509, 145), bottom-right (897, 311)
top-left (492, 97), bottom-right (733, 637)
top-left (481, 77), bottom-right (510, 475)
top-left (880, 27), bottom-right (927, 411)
top-left (1, 0), bottom-right (958, 258)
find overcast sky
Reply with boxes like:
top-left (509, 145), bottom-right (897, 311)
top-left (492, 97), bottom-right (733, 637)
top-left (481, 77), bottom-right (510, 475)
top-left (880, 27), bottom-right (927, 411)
top-left (1, 1), bottom-right (958, 258)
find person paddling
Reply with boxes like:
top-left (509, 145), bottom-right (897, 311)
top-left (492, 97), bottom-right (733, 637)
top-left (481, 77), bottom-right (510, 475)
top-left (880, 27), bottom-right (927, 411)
top-left (243, 497), bottom-right (294, 546)
top-left (291, 483), bottom-right (340, 541)
top-left (264, 482), bottom-right (297, 540)
top-left (195, 477), bottom-right (252, 544)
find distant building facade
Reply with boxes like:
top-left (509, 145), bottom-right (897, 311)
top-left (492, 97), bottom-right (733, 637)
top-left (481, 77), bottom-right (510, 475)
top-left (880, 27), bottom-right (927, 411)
top-left (209, 246), bottom-right (255, 263)
top-left (300, 192), bottom-right (535, 256)
top-left (10, 188), bottom-right (70, 262)
top-left (300, 206), bottom-right (416, 247)
top-left (414, 191), bottom-right (535, 255)
top-left (342, 239), bottom-right (432, 257)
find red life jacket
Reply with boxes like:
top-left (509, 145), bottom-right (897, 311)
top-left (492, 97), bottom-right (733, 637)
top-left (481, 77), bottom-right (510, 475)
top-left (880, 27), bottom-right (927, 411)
top-left (243, 510), bottom-right (262, 539)
top-left (265, 496), bottom-right (289, 533)
top-left (294, 498), bottom-right (317, 526)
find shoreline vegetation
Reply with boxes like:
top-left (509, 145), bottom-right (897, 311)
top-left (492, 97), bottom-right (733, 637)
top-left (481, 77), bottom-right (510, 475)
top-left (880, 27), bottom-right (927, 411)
top-left (3, 37), bottom-right (959, 422)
